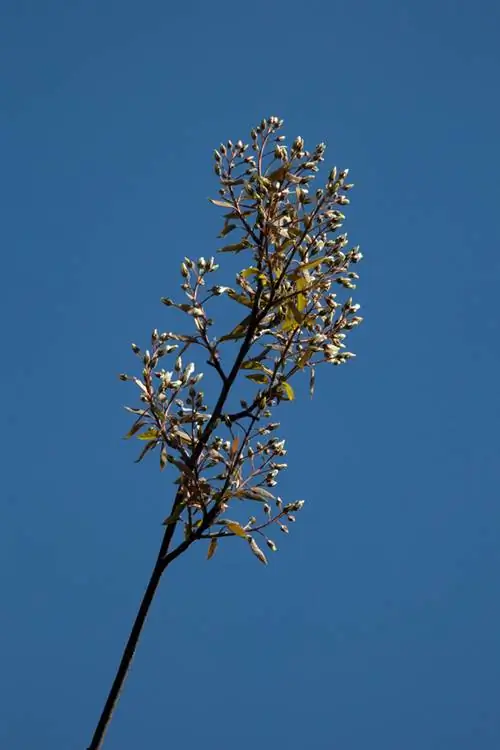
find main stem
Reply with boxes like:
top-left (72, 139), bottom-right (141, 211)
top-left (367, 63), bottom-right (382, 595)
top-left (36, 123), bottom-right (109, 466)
top-left (86, 542), bottom-right (167, 750)
top-left (87, 281), bottom-right (265, 748)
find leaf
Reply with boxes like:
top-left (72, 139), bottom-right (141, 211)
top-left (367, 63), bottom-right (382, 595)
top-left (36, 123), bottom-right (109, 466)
top-left (124, 419), bottom-right (146, 439)
top-left (160, 445), bottom-right (168, 471)
top-left (309, 367), bottom-right (316, 398)
top-left (137, 428), bottom-right (160, 440)
top-left (220, 177), bottom-right (245, 186)
top-left (173, 429), bottom-right (192, 444)
top-left (281, 304), bottom-right (302, 332)
top-left (219, 240), bottom-right (252, 254)
top-left (209, 198), bottom-right (234, 208)
top-left (218, 222), bottom-right (237, 238)
top-left (234, 487), bottom-right (276, 502)
top-left (241, 359), bottom-right (266, 371)
top-left (295, 275), bottom-right (308, 312)
top-left (240, 267), bottom-right (259, 279)
top-left (241, 346), bottom-right (273, 366)
top-left (219, 314), bottom-right (252, 342)
top-left (124, 406), bottom-right (147, 415)
top-left (230, 436), bottom-right (239, 458)
top-left (134, 439), bottom-right (157, 464)
top-left (266, 165), bottom-right (288, 183)
top-left (224, 210), bottom-right (252, 219)
top-left (162, 504), bottom-right (184, 526)
top-left (245, 373), bottom-right (268, 384)
top-left (133, 377), bottom-right (147, 393)
top-left (207, 538), bottom-right (218, 560)
top-left (291, 257), bottom-right (325, 276)
top-left (297, 348), bottom-right (314, 369)
top-left (280, 381), bottom-right (295, 401)
top-left (166, 457), bottom-right (192, 474)
top-left (227, 290), bottom-right (253, 308)
top-left (225, 520), bottom-right (248, 539)
top-left (248, 537), bottom-right (268, 565)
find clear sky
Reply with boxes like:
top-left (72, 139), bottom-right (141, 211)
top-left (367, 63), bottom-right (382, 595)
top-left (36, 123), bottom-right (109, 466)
top-left (1, 1), bottom-right (499, 748)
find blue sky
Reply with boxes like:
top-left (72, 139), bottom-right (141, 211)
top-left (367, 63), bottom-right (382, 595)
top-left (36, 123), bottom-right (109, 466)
top-left (1, 1), bottom-right (500, 748)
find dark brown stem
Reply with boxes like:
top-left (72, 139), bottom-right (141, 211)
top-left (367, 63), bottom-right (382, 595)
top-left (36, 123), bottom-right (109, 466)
top-left (86, 522), bottom-right (180, 750)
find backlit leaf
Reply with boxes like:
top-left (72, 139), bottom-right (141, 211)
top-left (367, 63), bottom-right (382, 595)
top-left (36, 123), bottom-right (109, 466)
top-left (281, 305), bottom-right (301, 332)
top-left (295, 275), bottom-right (308, 312)
top-left (241, 267), bottom-right (259, 278)
top-left (281, 381), bottom-right (295, 401)
top-left (137, 428), bottom-right (160, 440)
top-left (295, 257), bottom-right (325, 274)
top-left (297, 348), bottom-right (314, 369)
top-left (245, 373), bottom-right (268, 384)
top-left (225, 520), bottom-right (248, 539)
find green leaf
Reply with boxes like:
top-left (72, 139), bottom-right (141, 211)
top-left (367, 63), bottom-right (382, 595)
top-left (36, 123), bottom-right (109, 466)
top-left (227, 290), bottom-right (253, 308)
top-left (219, 314), bottom-right (252, 342)
top-left (292, 257), bottom-right (325, 276)
top-left (207, 538), bottom-right (218, 560)
top-left (224, 210), bottom-right (252, 219)
top-left (281, 304), bottom-right (302, 332)
top-left (134, 439), bottom-right (157, 464)
top-left (240, 266), bottom-right (259, 278)
top-left (224, 520), bottom-right (248, 539)
top-left (241, 359), bottom-right (266, 371)
top-left (295, 275), bottom-right (308, 312)
top-left (297, 348), bottom-right (314, 369)
top-left (280, 381), bottom-right (295, 401)
top-left (124, 419), bottom-right (146, 439)
top-left (137, 428), bottom-right (160, 441)
top-left (219, 240), bottom-right (252, 253)
top-left (162, 504), bottom-right (184, 526)
top-left (245, 373), bottom-right (268, 384)
top-left (218, 222), bottom-right (237, 238)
